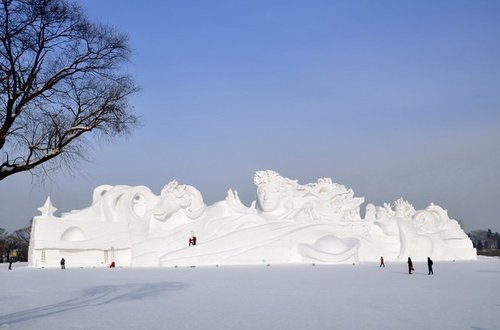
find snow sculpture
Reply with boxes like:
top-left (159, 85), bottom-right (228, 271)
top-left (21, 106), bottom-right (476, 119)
top-left (38, 197), bottom-right (57, 217)
top-left (254, 170), bottom-right (364, 222)
top-left (371, 198), bottom-right (475, 260)
top-left (153, 180), bottom-right (206, 223)
top-left (28, 171), bottom-right (476, 268)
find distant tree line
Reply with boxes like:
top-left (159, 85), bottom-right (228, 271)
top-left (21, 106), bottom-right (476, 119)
top-left (0, 222), bottom-right (31, 263)
top-left (468, 229), bottom-right (500, 255)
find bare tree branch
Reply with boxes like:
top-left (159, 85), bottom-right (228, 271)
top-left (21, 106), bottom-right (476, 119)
top-left (0, 0), bottom-right (139, 181)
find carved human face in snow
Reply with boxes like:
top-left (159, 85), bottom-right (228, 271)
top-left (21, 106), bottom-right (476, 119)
top-left (257, 183), bottom-right (283, 212)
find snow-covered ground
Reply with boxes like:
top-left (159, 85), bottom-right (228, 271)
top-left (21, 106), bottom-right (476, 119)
top-left (1, 257), bottom-right (498, 330)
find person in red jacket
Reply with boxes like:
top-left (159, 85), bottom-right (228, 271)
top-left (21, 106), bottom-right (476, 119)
top-left (110, 261), bottom-right (115, 268)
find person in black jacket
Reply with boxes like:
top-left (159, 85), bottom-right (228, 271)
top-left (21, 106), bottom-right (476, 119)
top-left (408, 257), bottom-right (413, 274)
top-left (60, 258), bottom-right (66, 269)
top-left (427, 257), bottom-right (434, 275)
top-left (380, 256), bottom-right (385, 267)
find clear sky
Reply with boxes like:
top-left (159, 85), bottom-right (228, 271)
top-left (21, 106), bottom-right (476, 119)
top-left (1, 0), bottom-right (499, 232)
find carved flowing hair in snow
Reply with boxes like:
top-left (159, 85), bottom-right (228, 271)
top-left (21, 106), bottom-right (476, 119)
top-left (303, 178), bottom-right (353, 201)
top-left (254, 170), bottom-right (281, 186)
top-left (254, 170), bottom-right (299, 192)
top-left (253, 171), bottom-right (363, 219)
top-left (394, 197), bottom-right (416, 218)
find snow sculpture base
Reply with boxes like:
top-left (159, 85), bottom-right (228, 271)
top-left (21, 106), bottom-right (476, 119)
top-left (28, 171), bottom-right (476, 268)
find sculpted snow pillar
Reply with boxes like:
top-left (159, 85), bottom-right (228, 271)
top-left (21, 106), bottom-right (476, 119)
top-left (38, 196), bottom-right (57, 217)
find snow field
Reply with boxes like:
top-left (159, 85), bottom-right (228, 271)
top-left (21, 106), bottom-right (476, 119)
top-left (0, 257), bottom-right (498, 330)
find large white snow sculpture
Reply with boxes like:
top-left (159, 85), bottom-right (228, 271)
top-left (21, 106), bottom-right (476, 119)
top-left (28, 170), bottom-right (476, 268)
top-left (254, 170), bottom-right (364, 222)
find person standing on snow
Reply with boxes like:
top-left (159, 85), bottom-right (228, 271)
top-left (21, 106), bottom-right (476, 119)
top-left (427, 257), bottom-right (434, 275)
top-left (408, 257), bottom-right (413, 274)
top-left (60, 258), bottom-right (66, 269)
top-left (380, 256), bottom-right (385, 267)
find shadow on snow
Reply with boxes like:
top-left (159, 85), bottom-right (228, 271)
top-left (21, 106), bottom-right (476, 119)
top-left (0, 281), bottom-right (189, 325)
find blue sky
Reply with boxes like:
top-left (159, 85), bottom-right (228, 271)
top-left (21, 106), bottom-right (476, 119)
top-left (1, 0), bottom-right (499, 232)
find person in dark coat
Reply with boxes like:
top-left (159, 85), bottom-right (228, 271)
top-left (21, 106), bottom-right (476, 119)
top-left (192, 236), bottom-right (197, 246)
top-left (427, 257), bottom-right (434, 275)
top-left (60, 258), bottom-right (66, 269)
top-left (380, 256), bottom-right (385, 267)
top-left (407, 257), bottom-right (413, 274)
top-left (8, 257), bottom-right (13, 270)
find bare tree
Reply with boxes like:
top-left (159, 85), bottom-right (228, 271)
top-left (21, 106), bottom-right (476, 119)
top-left (10, 222), bottom-right (31, 261)
top-left (0, 0), bottom-right (138, 181)
top-left (0, 223), bottom-right (31, 262)
top-left (0, 227), bottom-right (14, 262)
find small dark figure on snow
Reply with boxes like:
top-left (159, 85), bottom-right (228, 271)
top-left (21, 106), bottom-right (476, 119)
top-left (60, 258), bottom-right (66, 269)
top-left (192, 236), bottom-right (197, 246)
top-left (8, 257), bottom-right (13, 270)
top-left (427, 257), bottom-right (434, 275)
top-left (408, 257), bottom-right (413, 274)
top-left (110, 261), bottom-right (116, 268)
top-left (189, 238), bottom-right (193, 246)
top-left (380, 256), bottom-right (385, 267)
